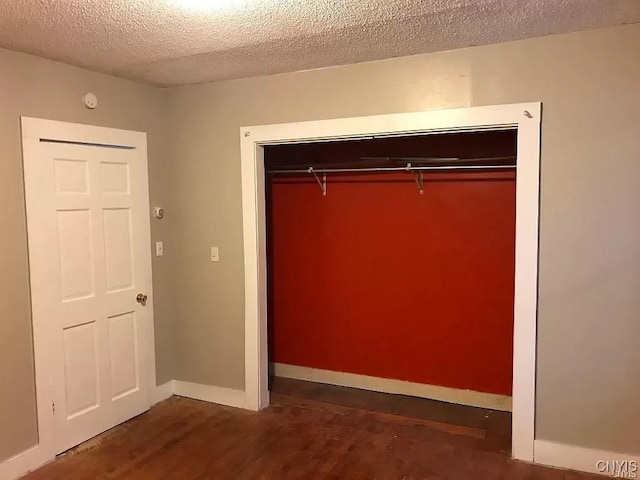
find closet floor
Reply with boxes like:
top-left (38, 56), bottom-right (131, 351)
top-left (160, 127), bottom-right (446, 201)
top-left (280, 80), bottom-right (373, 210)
top-left (270, 376), bottom-right (512, 456)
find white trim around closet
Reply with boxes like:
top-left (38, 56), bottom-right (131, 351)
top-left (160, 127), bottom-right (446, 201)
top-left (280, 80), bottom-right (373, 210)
top-left (240, 103), bottom-right (542, 462)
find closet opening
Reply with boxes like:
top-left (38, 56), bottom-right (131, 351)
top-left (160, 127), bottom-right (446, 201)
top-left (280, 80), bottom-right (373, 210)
top-left (265, 129), bottom-right (517, 456)
top-left (241, 103), bottom-right (541, 461)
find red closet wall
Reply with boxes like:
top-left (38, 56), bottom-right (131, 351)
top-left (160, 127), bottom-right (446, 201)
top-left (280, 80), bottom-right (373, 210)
top-left (267, 139), bottom-right (516, 396)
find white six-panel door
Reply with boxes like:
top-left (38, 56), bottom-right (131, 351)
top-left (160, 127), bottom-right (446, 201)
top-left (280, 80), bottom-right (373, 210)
top-left (21, 118), bottom-right (155, 455)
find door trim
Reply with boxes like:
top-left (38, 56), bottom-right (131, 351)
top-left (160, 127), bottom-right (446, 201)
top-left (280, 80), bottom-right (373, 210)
top-left (240, 103), bottom-right (542, 462)
top-left (20, 117), bottom-right (156, 466)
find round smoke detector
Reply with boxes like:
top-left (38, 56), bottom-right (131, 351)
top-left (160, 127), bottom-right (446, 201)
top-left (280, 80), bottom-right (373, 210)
top-left (82, 93), bottom-right (98, 109)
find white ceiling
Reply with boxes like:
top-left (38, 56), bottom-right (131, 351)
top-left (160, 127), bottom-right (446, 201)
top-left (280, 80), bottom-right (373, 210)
top-left (1, 0), bottom-right (639, 87)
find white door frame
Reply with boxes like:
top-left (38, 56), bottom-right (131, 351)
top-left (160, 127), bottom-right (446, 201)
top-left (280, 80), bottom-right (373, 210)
top-left (240, 103), bottom-right (542, 462)
top-left (19, 117), bottom-right (156, 468)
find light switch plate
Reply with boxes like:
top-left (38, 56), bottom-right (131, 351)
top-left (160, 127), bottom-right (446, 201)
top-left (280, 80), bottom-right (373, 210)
top-left (210, 246), bottom-right (219, 262)
top-left (155, 241), bottom-right (163, 257)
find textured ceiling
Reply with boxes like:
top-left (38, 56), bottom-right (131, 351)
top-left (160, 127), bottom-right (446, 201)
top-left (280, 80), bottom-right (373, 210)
top-left (1, 0), bottom-right (639, 87)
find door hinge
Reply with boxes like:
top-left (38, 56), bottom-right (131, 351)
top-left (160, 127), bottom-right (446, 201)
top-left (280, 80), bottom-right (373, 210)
top-left (52, 401), bottom-right (56, 415)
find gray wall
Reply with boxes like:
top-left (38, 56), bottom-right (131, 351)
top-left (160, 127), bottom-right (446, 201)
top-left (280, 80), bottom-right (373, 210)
top-left (164, 23), bottom-right (640, 455)
top-left (0, 47), bottom-right (174, 462)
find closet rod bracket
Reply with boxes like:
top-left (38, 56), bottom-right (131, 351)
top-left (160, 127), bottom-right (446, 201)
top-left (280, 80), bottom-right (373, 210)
top-left (406, 163), bottom-right (424, 195)
top-left (308, 167), bottom-right (327, 196)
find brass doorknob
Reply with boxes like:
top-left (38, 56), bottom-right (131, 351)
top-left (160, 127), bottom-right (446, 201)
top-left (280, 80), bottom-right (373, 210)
top-left (136, 293), bottom-right (148, 305)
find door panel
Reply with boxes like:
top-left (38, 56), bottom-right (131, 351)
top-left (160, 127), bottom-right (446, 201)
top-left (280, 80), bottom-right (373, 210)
top-left (62, 321), bottom-right (100, 418)
top-left (108, 312), bottom-right (139, 400)
top-left (57, 209), bottom-right (96, 301)
top-left (103, 208), bottom-right (134, 292)
top-left (100, 162), bottom-right (130, 194)
top-left (54, 158), bottom-right (90, 194)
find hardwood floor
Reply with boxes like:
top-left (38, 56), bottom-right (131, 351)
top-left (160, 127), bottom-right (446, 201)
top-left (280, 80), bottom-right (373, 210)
top-left (270, 377), bottom-right (512, 455)
top-left (23, 379), bottom-right (598, 479)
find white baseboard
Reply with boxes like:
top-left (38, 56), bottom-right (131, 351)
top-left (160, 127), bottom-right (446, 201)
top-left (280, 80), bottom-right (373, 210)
top-left (272, 363), bottom-right (512, 412)
top-left (151, 380), bottom-right (175, 405)
top-left (173, 381), bottom-right (246, 409)
top-left (0, 445), bottom-right (51, 480)
top-left (535, 440), bottom-right (640, 477)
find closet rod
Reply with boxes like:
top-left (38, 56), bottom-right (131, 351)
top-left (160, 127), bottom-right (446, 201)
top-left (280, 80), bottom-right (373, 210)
top-left (269, 164), bottom-right (516, 174)
top-left (359, 155), bottom-right (516, 163)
